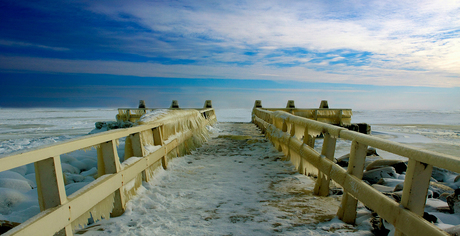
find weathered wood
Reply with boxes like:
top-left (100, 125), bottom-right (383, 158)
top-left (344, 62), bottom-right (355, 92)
top-left (99, 140), bottom-right (125, 217)
top-left (314, 133), bottom-right (337, 196)
top-left (34, 156), bottom-right (71, 235)
top-left (395, 159), bottom-right (433, 236)
top-left (35, 157), bottom-right (68, 211)
top-left (253, 112), bottom-right (449, 235)
top-left (337, 140), bottom-right (367, 224)
top-left (153, 127), bottom-right (167, 170)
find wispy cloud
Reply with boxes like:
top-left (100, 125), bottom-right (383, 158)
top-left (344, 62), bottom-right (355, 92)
top-left (0, 0), bottom-right (459, 87)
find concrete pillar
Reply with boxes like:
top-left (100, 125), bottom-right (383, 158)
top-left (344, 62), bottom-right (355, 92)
top-left (138, 100), bottom-right (146, 108)
top-left (254, 100), bottom-right (262, 108)
top-left (286, 100), bottom-right (295, 108)
top-left (203, 100), bottom-right (212, 108)
top-left (170, 100), bottom-right (179, 108)
top-left (319, 100), bottom-right (329, 108)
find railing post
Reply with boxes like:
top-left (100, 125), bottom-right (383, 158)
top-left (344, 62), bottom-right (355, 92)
top-left (301, 127), bottom-right (316, 176)
top-left (394, 159), bottom-right (433, 236)
top-left (153, 126), bottom-right (166, 170)
top-left (131, 133), bottom-right (146, 157)
top-left (203, 100), bottom-right (212, 108)
top-left (98, 140), bottom-right (125, 217)
top-left (314, 132), bottom-right (337, 196)
top-left (337, 140), bottom-right (368, 224)
top-left (35, 156), bottom-right (72, 235)
top-left (338, 110), bottom-right (343, 126)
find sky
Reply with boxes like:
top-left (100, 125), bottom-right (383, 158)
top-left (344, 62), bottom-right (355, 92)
top-left (0, 0), bottom-right (459, 110)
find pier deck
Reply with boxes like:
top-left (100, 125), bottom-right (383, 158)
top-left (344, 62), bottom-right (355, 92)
top-left (77, 123), bottom-right (346, 235)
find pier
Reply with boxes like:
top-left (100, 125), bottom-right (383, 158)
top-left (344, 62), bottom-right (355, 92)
top-left (0, 100), bottom-right (459, 235)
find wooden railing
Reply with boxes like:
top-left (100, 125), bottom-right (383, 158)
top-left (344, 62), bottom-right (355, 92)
top-left (117, 100), bottom-right (216, 123)
top-left (253, 108), bottom-right (458, 236)
top-left (0, 108), bottom-right (216, 236)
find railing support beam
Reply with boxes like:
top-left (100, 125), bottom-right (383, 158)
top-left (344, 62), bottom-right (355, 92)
top-left (394, 159), bottom-right (433, 236)
top-left (337, 140), bottom-right (367, 224)
top-left (98, 140), bottom-right (125, 217)
top-left (314, 133), bottom-right (337, 196)
top-left (35, 156), bottom-right (72, 235)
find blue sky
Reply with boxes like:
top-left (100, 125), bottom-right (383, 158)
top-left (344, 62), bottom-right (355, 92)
top-left (0, 0), bottom-right (459, 109)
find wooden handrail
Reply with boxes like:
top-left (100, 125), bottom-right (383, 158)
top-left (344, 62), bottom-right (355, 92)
top-left (1, 108), bottom-right (217, 236)
top-left (253, 108), bottom-right (453, 236)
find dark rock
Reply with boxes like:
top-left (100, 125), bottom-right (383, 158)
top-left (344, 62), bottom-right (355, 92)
top-left (367, 147), bottom-right (378, 156)
top-left (430, 182), bottom-right (454, 197)
top-left (439, 192), bottom-right (451, 201)
top-left (372, 184), bottom-right (395, 193)
top-left (431, 167), bottom-right (452, 182)
top-left (95, 121), bottom-right (106, 129)
top-left (370, 216), bottom-right (390, 236)
top-left (394, 182), bottom-right (404, 192)
top-left (447, 189), bottom-right (460, 213)
top-left (363, 167), bottom-right (398, 185)
top-left (366, 160), bottom-right (407, 174)
top-left (336, 148), bottom-right (382, 168)
top-left (364, 156), bottom-right (384, 169)
top-left (330, 188), bottom-right (343, 195)
top-left (376, 178), bottom-right (404, 188)
top-left (444, 225), bottom-right (460, 236)
top-left (391, 191), bottom-right (403, 203)
top-left (423, 212), bottom-right (437, 223)
top-left (0, 220), bottom-right (20, 234)
top-left (455, 175), bottom-right (460, 183)
top-left (336, 154), bottom-right (350, 167)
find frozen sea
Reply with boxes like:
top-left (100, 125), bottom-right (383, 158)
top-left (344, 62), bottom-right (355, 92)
top-left (0, 108), bottom-right (459, 234)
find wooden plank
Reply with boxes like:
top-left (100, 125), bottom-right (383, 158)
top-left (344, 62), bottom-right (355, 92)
top-left (337, 140), bottom-right (367, 224)
top-left (99, 140), bottom-right (125, 217)
top-left (395, 160), bottom-right (434, 236)
top-left (314, 133), bottom-right (337, 196)
top-left (34, 156), bottom-right (68, 211)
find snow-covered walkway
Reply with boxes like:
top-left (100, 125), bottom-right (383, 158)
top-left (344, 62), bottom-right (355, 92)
top-left (78, 123), bottom-right (370, 236)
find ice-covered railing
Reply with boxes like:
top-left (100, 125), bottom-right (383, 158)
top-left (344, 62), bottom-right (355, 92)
top-left (252, 105), bottom-right (459, 236)
top-left (116, 100), bottom-right (216, 123)
top-left (253, 100), bottom-right (353, 126)
top-left (0, 105), bottom-right (216, 236)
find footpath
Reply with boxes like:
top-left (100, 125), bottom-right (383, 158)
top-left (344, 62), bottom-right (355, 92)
top-left (78, 123), bottom-right (370, 236)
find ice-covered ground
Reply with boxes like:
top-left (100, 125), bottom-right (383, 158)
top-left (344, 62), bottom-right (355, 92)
top-left (0, 108), bottom-right (459, 234)
top-left (78, 123), bottom-right (373, 235)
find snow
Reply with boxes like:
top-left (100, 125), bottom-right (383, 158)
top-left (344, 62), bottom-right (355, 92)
top-left (0, 108), bottom-right (459, 234)
top-left (78, 123), bottom-right (373, 235)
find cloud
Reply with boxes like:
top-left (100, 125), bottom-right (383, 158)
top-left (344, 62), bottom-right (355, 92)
top-left (0, 0), bottom-right (459, 87)
top-left (1, 55), bottom-right (458, 87)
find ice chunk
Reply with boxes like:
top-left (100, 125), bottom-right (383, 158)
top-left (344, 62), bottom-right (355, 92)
top-left (61, 163), bottom-right (80, 174)
top-left (0, 188), bottom-right (28, 215)
top-left (0, 179), bottom-right (32, 192)
top-left (81, 167), bottom-right (97, 177)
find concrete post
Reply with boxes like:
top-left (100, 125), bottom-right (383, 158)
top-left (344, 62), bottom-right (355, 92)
top-left (170, 100), bottom-right (179, 108)
top-left (203, 100), bottom-right (212, 108)
top-left (286, 100), bottom-right (295, 108)
top-left (254, 100), bottom-right (262, 108)
top-left (319, 100), bottom-right (329, 108)
top-left (138, 100), bottom-right (146, 108)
